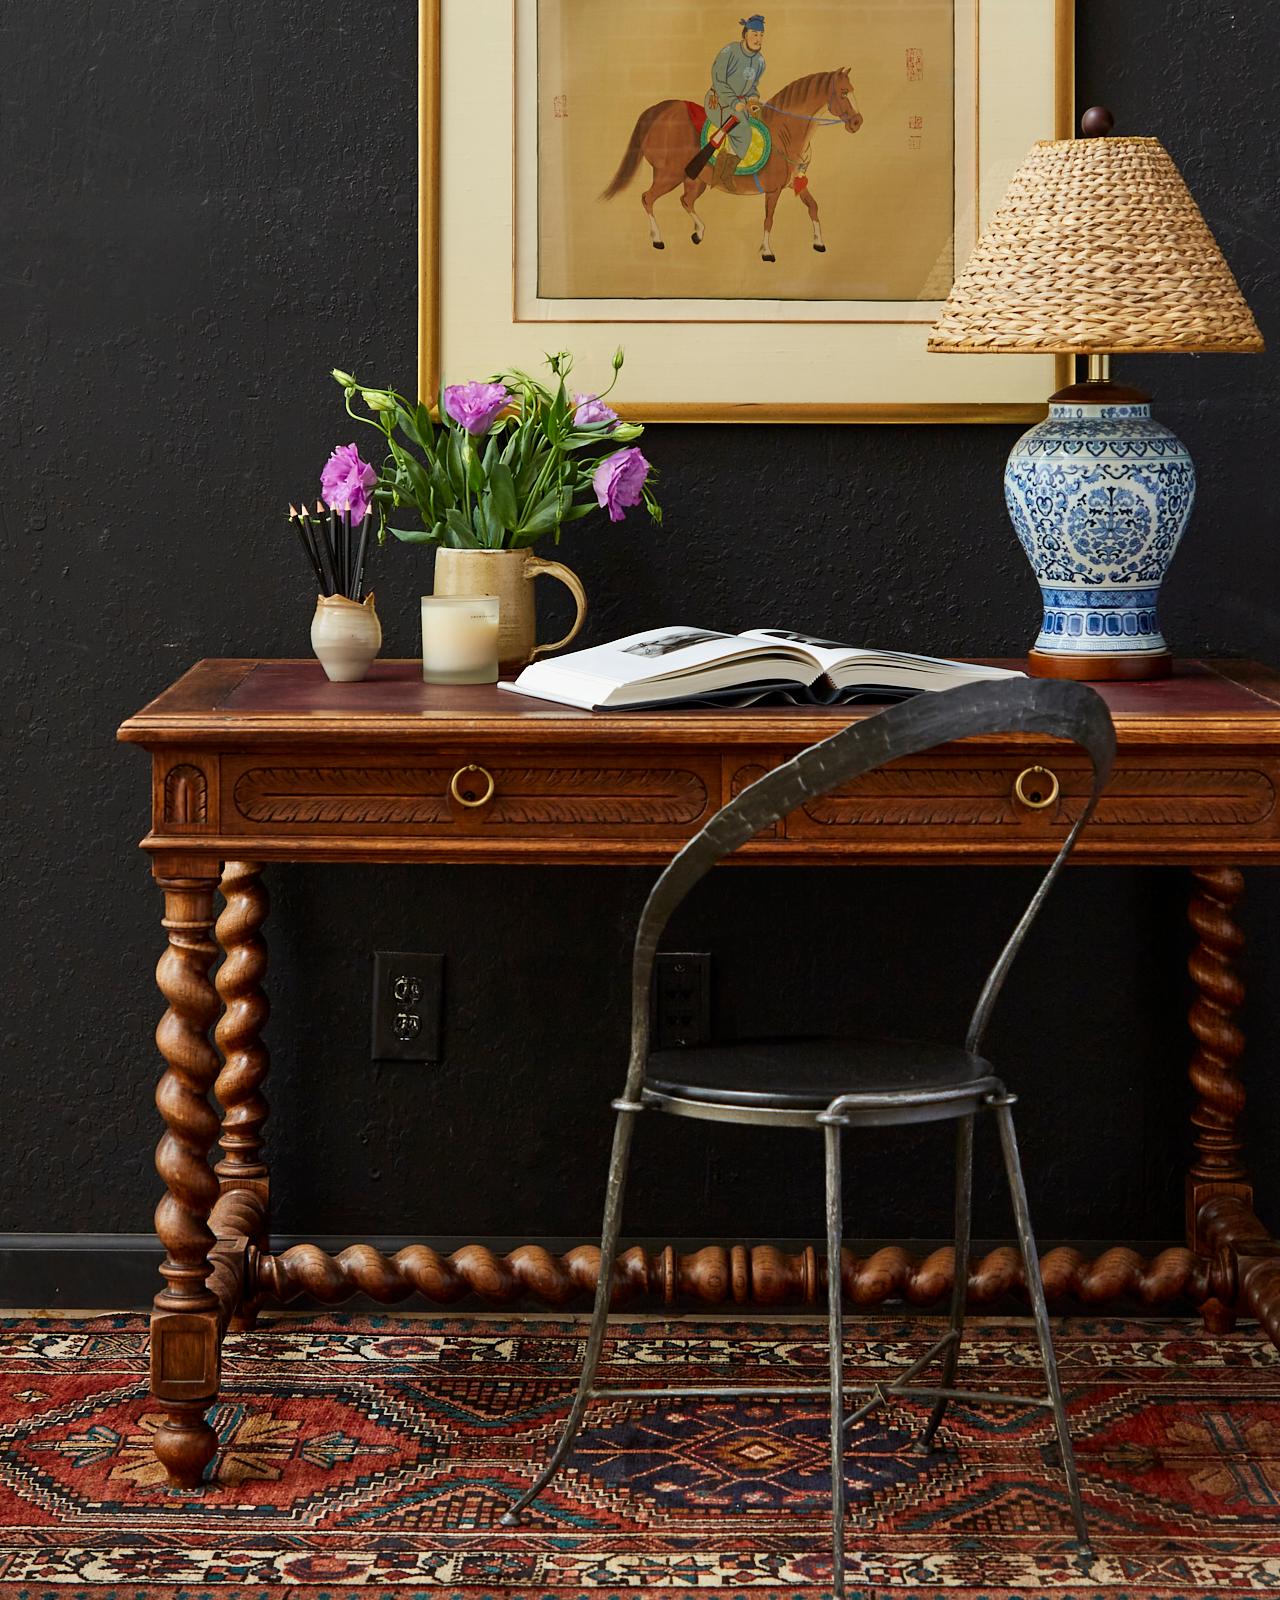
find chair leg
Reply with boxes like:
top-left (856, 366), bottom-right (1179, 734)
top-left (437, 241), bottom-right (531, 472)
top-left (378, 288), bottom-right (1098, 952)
top-left (919, 1112), bottom-right (974, 1453)
top-left (992, 1097), bottom-right (1091, 1553)
top-left (500, 1106), bottom-right (640, 1527)
top-left (824, 1120), bottom-right (846, 1600)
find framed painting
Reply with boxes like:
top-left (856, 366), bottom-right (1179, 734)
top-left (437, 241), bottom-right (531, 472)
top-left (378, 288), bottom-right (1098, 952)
top-left (419, 0), bottom-right (1073, 422)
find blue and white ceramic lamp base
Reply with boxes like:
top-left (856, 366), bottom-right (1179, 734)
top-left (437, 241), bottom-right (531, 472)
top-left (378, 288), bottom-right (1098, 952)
top-left (1004, 381), bottom-right (1195, 680)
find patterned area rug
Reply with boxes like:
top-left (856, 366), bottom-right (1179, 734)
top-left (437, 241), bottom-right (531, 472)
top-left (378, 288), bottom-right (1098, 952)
top-left (0, 1312), bottom-right (1276, 1597)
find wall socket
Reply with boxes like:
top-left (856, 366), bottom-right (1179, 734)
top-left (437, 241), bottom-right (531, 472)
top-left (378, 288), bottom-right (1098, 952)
top-left (652, 952), bottom-right (712, 1050)
top-left (371, 951), bottom-right (443, 1062)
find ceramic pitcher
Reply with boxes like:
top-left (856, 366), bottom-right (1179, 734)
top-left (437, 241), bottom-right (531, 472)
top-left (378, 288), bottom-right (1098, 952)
top-left (310, 592), bottom-right (382, 682)
top-left (432, 548), bottom-right (586, 672)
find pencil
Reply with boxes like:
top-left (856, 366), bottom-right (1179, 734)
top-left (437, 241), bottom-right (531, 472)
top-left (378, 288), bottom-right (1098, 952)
top-left (351, 513), bottom-right (370, 601)
top-left (304, 505), bottom-right (338, 596)
top-left (327, 504), bottom-right (342, 596)
top-left (290, 504), bottom-right (327, 592)
top-left (313, 501), bottom-right (338, 597)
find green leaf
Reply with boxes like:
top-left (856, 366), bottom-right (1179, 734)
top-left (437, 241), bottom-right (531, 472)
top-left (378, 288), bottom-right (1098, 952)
top-left (516, 488), bottom-right (565, 539)
top-left (397, 450), bottom-right (432, 509)
top-left (551, 376), bottom-right (570, 428)
top-left (446, 431), bottom-right (466, 493)
top-left (395, 403), bottom-right (424, 452)
top-left (390, 525), bottom-right (440, 545)
top-left (464, 440), bottom-right (485, 493)
top-left (478, 492), bottom-right (504, 547)
top-left (488, 461), bottom-right (517, 529)
top-left (560, 500), bottom-right (596, 523)
top-left (444, 507), bottom-right (479, 548)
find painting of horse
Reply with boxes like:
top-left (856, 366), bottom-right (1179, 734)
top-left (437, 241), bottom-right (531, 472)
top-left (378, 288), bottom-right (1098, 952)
top-left (603, 69), bottom-right (864, 264)
top-left (534, 0), bottom-right (958, 305)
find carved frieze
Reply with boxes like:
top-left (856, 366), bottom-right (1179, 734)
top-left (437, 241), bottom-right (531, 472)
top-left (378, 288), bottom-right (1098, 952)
top-left (234, 765), bottom-right (708, 827)
top-left (800, 765), bottom-right (1276, 830)
top-left (729, 763), bottom-right (779, 836)
top-left (163, 764), bottom-right (209, 826)
top-left (1074, 769), bottom-right (1275, 828)
top-left (802, 767), bottom-right (1021, 828)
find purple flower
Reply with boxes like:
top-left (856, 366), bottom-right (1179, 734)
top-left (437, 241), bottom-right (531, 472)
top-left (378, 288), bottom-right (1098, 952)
top-left (321, 443), bottom-right (378, 521)
top-left (593, 447), bottom-right (650, 523)
top-left (443, 380), bottom-right (511, 436)
top-left (573, 392), bottom-right (619, 429)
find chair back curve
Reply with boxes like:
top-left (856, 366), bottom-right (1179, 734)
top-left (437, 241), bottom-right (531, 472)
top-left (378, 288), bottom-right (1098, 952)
top-left (623, 677), bottom-right (1116, 1093)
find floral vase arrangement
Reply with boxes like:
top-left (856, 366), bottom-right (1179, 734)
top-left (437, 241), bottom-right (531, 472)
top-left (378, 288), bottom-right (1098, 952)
top-left (329, 350), bottom-right (661, 669)
top-left (287, 447), bottom-right (383, 682)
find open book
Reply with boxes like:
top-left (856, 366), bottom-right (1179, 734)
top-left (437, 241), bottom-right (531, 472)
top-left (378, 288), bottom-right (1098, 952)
top-left (501, 626), bottom-right (1023, 711)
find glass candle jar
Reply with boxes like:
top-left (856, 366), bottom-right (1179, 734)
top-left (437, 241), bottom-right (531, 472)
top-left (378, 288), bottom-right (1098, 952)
top-left (421, 594), bottom-right (501, 685)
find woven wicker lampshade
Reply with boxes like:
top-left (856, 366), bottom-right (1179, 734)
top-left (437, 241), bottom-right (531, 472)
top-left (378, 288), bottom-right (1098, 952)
top-left (929, 135), bottom-right (1263, 354)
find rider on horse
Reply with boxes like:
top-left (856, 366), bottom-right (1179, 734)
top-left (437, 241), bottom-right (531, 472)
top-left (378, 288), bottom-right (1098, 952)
top-left (704, 14), bottom-right (766, 191)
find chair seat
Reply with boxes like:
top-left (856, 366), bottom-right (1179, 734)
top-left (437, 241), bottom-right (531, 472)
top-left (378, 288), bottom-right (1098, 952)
top-left (645, 1037), bottom-right (998, 1126)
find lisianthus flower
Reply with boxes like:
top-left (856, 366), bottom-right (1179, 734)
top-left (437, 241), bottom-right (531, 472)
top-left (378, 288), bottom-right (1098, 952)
top-left (321, 443), bottom-right (378, 521)
top-left (443, 380), bottom-right (511, 436)
top-left (593, 446), bottom-right (650, 523)
top-left (573, 392), bottom-right (619, 429)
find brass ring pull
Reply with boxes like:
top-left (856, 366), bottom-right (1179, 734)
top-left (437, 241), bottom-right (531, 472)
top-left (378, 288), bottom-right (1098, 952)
top-left (1013, 765), bottom-right (1059, 811)
top-left (450, 764), bottom-right (495, 808)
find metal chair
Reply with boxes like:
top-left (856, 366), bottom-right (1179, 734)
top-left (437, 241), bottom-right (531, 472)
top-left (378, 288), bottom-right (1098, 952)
top-left (501, 677), bottom-right (1116, 1594)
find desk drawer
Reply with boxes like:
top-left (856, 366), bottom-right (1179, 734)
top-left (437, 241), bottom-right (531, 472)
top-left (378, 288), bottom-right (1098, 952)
top-left (227, 754), bottom-right (716, 837)
top-left (744, 754), bottom-right (1278, 845)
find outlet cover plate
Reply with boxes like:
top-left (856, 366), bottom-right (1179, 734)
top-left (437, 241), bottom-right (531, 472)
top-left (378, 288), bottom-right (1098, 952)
top-left (371, 951), bottom-right (444, 1062)
top-left (652, 952), bottom-right (712, 1050)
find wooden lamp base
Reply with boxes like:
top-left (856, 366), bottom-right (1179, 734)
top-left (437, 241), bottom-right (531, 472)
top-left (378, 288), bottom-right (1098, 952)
top-left (1027, 648), bottom-right (1173, 682)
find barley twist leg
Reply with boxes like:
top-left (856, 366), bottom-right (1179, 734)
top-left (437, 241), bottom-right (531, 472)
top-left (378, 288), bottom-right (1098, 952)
top-left (151, 874), bottom-right (223, 1489)
top-left (1186, 868), bottom-right (1248, 1332)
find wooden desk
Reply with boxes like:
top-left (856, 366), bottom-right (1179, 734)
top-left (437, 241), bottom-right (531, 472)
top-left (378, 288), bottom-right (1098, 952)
top-left (119, 657), bottom-right (1280, 1488)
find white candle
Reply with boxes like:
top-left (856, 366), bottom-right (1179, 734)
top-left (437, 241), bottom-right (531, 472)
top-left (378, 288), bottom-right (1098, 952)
top-left (421, 595), bottom-right (501, 684)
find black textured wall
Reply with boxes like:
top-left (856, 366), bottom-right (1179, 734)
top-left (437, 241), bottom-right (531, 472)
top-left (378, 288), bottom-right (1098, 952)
top-left (3, 2), bottom-right (1278, 1252)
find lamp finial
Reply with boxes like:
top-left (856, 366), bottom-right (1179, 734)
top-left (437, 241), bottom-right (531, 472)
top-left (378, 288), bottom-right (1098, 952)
top-left (1080, 105), bottom-right (1115, 138)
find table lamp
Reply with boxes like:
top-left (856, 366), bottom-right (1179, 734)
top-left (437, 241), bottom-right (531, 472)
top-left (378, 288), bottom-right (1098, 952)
top-left (929, 109), bottom-right (1263, 680)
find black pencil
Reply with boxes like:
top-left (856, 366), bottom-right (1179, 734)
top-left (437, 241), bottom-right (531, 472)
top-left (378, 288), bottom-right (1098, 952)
top-left (290, 504), bottom-right (327, 592)
top-left (342, 508), bottom-right (352, 598)
top-left (313, 501), bottom-right (338, 597)
top-left (351, 514), bottom-right (370, 600)
top-left (304, 506), bottom-right (337, 596)
top-left (332, 506), bottom-right (342, 596)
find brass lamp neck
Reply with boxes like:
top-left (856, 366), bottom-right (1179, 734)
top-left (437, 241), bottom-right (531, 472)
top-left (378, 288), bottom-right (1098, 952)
top-left (1087, 353), bottom-right (1112, 384)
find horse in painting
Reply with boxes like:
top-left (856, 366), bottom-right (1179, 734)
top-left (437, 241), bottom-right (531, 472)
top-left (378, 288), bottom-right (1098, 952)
top-left (602, 69), bottom-right (863, 262)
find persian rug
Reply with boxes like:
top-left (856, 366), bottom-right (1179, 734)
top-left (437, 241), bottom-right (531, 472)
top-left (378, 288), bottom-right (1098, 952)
top-left (0, 1312), bottom-right (1276, 1598)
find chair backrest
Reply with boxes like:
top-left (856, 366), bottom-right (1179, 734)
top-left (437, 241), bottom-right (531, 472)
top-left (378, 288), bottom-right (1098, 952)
top-left (623, 677), bottom-right (1116, 1095)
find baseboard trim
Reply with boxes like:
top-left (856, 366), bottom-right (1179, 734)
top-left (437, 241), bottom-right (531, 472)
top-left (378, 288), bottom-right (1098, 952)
top-left (0, 1232), bottom-right (1188, 1312)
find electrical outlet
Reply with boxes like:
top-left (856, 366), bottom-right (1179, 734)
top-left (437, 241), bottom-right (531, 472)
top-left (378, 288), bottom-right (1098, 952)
top-left (371, 951), bottom-right (443, 1062)
top-left (653, 952), bottom-right (712, 1050)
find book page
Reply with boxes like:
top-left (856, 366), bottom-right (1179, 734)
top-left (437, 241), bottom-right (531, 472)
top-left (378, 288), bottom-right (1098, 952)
top-left (520, 626), bottom-right (820, 689)
top-left (743, 628), bottom-right (1022, 683)
top-left (742, 627), bottom-right (867, 673)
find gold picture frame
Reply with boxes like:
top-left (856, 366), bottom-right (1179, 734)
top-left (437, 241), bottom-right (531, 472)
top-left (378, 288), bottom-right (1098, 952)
top-left (419, 0), bottom-right (1073, 423)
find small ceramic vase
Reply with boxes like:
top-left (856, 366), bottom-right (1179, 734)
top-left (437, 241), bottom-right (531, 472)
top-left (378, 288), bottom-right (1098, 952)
top-left (310, 592), bottom-right (382, 682)
top-left (432, 547), bottom-right (586, 672)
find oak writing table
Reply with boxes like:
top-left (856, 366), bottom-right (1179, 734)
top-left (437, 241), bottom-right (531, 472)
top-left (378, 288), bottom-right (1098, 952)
top-left (119, 657), bottom-right (1280, 1488)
